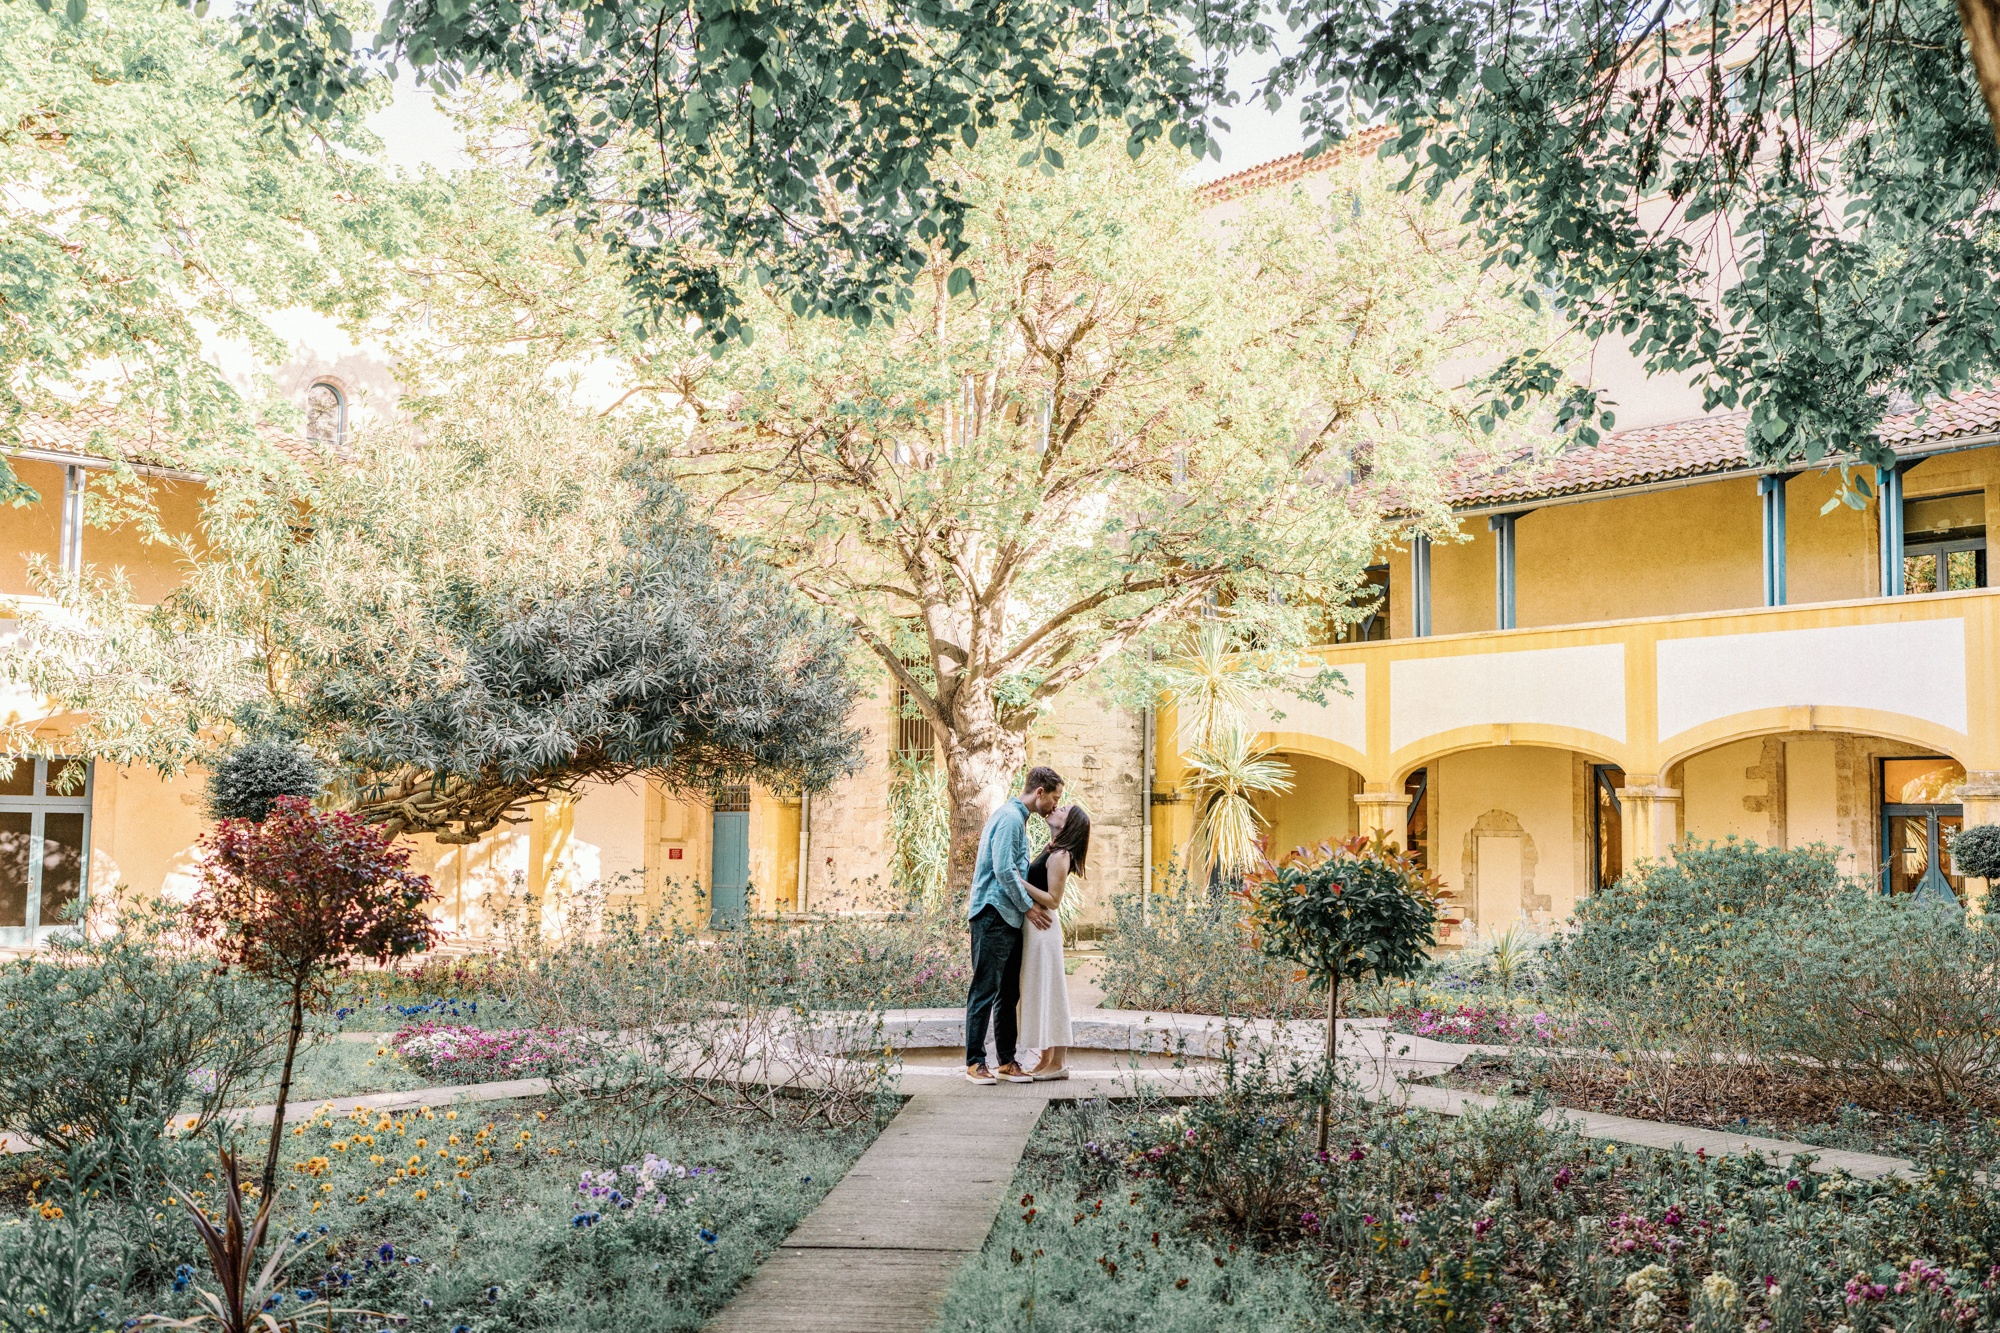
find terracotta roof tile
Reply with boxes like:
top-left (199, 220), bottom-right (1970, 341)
top-left (7, 405), bottom-right (327, 476)
top-left (1194, 126), bottom-right (1398, 205)
top-left (1450, 387), bottom-right (2000, 508)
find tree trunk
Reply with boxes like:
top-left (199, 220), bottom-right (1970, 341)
top-left (1317, 972), bottom-right (1341, 1159)
top-left (1962, 0), bottom-right (2000, 149)
top-left (941, 716), bottom-right (1029, 901)
top-left (262, 985), bottom-right (306, 1204)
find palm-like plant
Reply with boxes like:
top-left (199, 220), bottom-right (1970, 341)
top-left (1157, 624), bottom-right (1303, 887)
top-left (144, 1148), bottom-right (381, 1333)
top-left (1183, 724), bottom-right (1295, 881)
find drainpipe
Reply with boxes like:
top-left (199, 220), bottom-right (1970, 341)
top-left (795, 793), bottom-right (811, 914)
top-left (1141, 704), bottom-right (1154, 928)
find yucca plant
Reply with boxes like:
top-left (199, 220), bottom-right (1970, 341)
top-left (1183, 724), bottom-right (1295, 884)
top-left (144, 1148), bottom-right (384, 1333)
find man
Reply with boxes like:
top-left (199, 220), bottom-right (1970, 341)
top-left (964, 766), bottom-right (1062, 1085)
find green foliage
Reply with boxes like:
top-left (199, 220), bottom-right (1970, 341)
top-left (1270, 0), bottom-right (2000, 468)
top-left (963, 1073), bottom-right (2000, 1332)
top-left (225, 0), bottom-right (1217, 343)
top-left (1748, 889), bottom-right (2000, 1106)
top-left (887, 755), bottom-right (950, 912)
top-left (0, 0), bottom-right (389, 504)
top-left (0, 1205), bottom-right (110, 1333)
top-left (1097, 886), bottom-right (1321, 1020)
top-left (1549, 838), bottom-right (2000, 1109)
top-left (1240, 834), bottom-right (1440, 997)
top-left (0, 904), bottom-right (282, 1153)
top-left (4, 392), bottom-right (864, 844)
top-left (1949, 823), bottom-right (2000, 880)
top-left (11, 1096), bottom-right (879, 1333)
top-left (204, 739), bottom-right (325, 824)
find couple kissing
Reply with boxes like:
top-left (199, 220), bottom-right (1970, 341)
top-left (963, 766), bottom-right (1090, 1085)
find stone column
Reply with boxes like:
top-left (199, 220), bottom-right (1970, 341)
top-left (1616, 775), bottom-right (1682, 866)
top-left (1354, 790), bottom-right (1409, 852)
top-left (1956, 771), bottom-right (2000, 911)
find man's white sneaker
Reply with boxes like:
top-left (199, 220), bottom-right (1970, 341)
top-left (965, 1065), bottom-right (998, 1085)
top-left (996, 1064), bottom-right (1035, 1083)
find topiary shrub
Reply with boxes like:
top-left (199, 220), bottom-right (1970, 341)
top-left (1949, 823), bottom-right (2000, 881)
top-left (204, 737), bottom-right (325, 822)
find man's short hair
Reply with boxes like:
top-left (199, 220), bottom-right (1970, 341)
top-left (1023, 765), bottom-right (1064, 795)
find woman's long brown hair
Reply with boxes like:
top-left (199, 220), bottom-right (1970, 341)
top-left (1047, 804), bottom-right (1090, 877)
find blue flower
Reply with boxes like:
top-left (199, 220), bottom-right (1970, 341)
top-left (295, 1231), bottom-right (311, 1244)
top-left (298, 1289), bottom-right (318, 1302)
top-left (378, 1244), bottom-right (395, 1262)
top-left (485, 1286), bottom-right (501, 1303)
top-left (699, 1229), bottom-right (717, 1245)
top-left (454, 1326), bottom-right (470, 1333)
top-left (420, 1300), bottom-right (434, 1311)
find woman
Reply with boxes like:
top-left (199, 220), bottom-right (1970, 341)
top-left (1018, 804), bottom-right (1089, 1080)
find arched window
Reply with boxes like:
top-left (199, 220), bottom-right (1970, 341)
top-left (305, 381), bottom-right (346, 447)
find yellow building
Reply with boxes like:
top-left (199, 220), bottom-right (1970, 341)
top-left (1153, 389), bottom-right (2000, 932)
top-left (0, 408), bottom-right (1144, 944)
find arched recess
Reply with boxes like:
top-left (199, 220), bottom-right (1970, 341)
top-left (1658, 705), bottom-right (1969, 776)
top-left (1243, 749), bottom-right (1368, 861)
top-left (1389, 723), bottom-right (1629, 789)
top-left (1247, 730), bottom-right (1376, 784)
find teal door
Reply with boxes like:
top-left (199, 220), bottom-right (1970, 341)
top-left (710, 786), bottom-right (751, 929)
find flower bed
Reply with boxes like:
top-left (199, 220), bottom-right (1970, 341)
top-left (1388, 1002), bottom-right (1610, 1046)
top-left (391, 1022), bottom-right (589, 1080)
top-left (944, 1062), bottom-right (2000, 1333)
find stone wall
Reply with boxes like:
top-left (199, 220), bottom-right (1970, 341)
top-left (802, 676), bottom-right (1147, 924)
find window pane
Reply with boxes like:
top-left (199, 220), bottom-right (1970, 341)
top-left (1947, 548), bottom-right (1984, 590)
top-left (1886, 814), bottom-right (1929, 897)
top-left (39, 812), bottom-right (83, 926)
top-left (1883, 757), bottom-right (1965, 804)
top-left (1904, 553), bottom-right (1941, 593)
top-left (1594, 767), bottom-right (1625, 891)
top-left (45, 760), bottom-right (87, 797)
top-left (0, 812), bottom-right (28, 927)
top-left (1402, 769), bottom-right (1428, 871)
top-left (0, 761), bottom-right (32, 798)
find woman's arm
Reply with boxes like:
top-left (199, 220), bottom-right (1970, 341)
top-left (1026, 852), bottom-right (1069, 914)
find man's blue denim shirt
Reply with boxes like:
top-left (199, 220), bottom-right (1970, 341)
top-left (967, 796), bottom-right (1035, 928)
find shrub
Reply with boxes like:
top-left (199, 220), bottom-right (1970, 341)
top-left (1542, 838), bottom-right (1842, 1102)
top-left (1949, 823), bottom-right (2000, 881)
top-left (203, 738), bottom-right (325, 823)
top-left (190, 796), bottom-right (440, 1199)
top-left (1239, 833), bottom-right (1439, 1150)
top-left (1749, 888), bottom-right (2000, 1106)
top-left (1097, 888), bottom-right (1319, 1020)
top-left (0, 902), bottom-right (283, 1152)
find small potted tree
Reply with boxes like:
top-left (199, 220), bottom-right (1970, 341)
top-left (1239, 832), bottom-right (1443, 1155)
top-left (191, 795), bottom-right (439, 1201)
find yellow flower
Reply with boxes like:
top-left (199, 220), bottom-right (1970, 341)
top-left (415, 1139), bottom-right (427, 1149)
top-left (413, 1189), bottom-right (428, 1201)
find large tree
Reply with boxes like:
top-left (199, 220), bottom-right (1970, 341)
top-left (1267, 0), bottom-right (2000, 472)
top-left (2, 389), bottom-right (862, 842)
top-left (646, 140), bottom-right (1550, 888)
top-left (211, 0), bottom-right (2000, 475)
top-left (0, 0), bottom-right (390, 504)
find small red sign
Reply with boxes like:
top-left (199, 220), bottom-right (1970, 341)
top-left (668, 848), bottom-right (684, 860)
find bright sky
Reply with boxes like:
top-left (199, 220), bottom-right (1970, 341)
top-left (363, 53), bottom-right (1310, 181)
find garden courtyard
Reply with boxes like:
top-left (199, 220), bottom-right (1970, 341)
top-left (5, 839), bottom-right (2000, 1333)
top-left (13, 0), bottom-right (2000, 1325)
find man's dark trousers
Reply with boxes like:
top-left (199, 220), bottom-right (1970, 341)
top-left (965, 904), bottom-right (1024, 1067)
